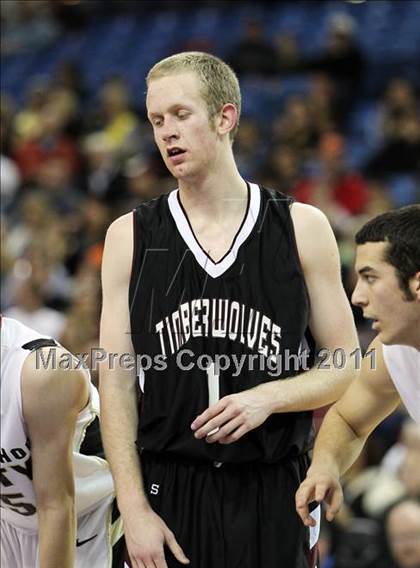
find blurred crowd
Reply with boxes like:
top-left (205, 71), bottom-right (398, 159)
top-left (1, 3), bottom-right (419, 567)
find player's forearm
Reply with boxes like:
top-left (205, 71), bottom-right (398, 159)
top-left (100, 373), bottom-right (150, 517)
top-left (261, 360), bottom-right (357, 414)
top-left (309, 405), bottom-right (368, 476)
top-left (37, 499), bottom-right (76, 568)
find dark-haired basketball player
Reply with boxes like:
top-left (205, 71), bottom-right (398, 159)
top-left (99, 51), bottom-right (359, 568)
top-left (296, 205), bottom-right (420, 529)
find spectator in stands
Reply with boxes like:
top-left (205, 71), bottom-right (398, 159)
top-left (228, 18), bottom-right (278, 77)
top-left (13, 102), bottom-right (80, 182)
top-left (259, 145), bottom-right (309, 195)
top-left (298, 13), bottom-right (365, 118)
top-left (123, 156), bottom-right (170, 205)
top-left (74, 197), bottom-right (112, 263)
top-left (307, 73), bottom-right (341, 134)
top-left (365, 78), bottom-right (420, 176)
top-left (34, 156), bottom-right (82, 214)
top-left (48, 82), bottom-right (80, 136)
top-left (233, 117), bottom-right (265, 179)
top-left (26, 238), bottom-right (73, 309)
top-left (90, 77), bottom-right (141, 158)
top-left (4, 278), bottom-right (67, 339)
top-left (274, 33), bottom-right (300, 72)
top-left (4, 191), bottom-right (53, 259)
top-left (293, 131), bottom-right (370, 220)
top-left (399, 440), bottom-right (420, 502)
top-left (382, 79), bottom-right (418, 140)
top-left (0, 220), bottom-right (13, 278)
top-left (0, 0), bottom-right (59, 55)
top-left (381, 499), bottom-right (420, 568)
top-left (53, 60), bottom-right (88, 107)
top-left (2, 198), bottom-right (74, 311)
top-left (12, 79), bottom-right (49, 147)
top-left (381, 420), bottom-right (420, 479)
top-left (272, 96), bottom-right (319, 159)
top-left (340, 422), bottom-right (420, 521)
top-left (81, 132), bottom-right (127, 203)
top-left (61, 261), bottom-right (101, 356)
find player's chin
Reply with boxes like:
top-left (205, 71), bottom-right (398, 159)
top-left (173, 168), bottom-right (188, 179)
top-left (171, 161), bottom-right (197, 179)
top-left (377, 330), bottom-right (394, 345)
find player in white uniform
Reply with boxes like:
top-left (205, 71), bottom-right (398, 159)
top-left (0, 316), bottom-right (124, 567)
top-left (295, 204), bottom-right (420, 526)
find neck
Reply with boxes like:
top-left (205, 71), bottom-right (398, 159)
top-left (408, 312), bottom-right (420, 350)
top-left (178, 147), bottom-right (247, 219)
top-left (400, 320), bottom-right (420, 350)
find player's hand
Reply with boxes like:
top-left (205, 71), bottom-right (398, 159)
top-left (191, 388), bottom-right (271, 444)
top-left (124, 508), bottom-right (189, 568)
top-left (295, 467), bottom-right (343, 527)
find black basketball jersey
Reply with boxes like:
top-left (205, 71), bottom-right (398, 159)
top-left (129, 182), bottom-right (314, 464)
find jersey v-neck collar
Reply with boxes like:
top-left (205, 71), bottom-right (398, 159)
top-left (167, 182), bottom-right (261, 278)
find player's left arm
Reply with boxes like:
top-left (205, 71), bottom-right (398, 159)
top-left (271, 202), bottom-right (360, 410)
top-left (192, 203), bottom-right (359, 443)
top-left (22, 346), bottom-right (89, 568)
top-left (295, 336), bottom-right (400, 527)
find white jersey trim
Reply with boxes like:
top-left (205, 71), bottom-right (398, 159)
top-left (168, 182), bottom-right (261, 278)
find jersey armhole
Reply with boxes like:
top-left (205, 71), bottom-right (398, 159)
top-left (130, 209), bottom-right (138, 291)
top-left (21, 338), bottom-right (58, 351)
top-left (129, 209), bottom-right (140, 311)
top-left (287, 201), bottom-right (311, 312)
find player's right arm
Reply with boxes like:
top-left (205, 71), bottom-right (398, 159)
top-left (295, 336), bottom-right (400, 526)
top-left (22, 347), bottom-right (89, 568)
top-left (99, 213), bottom-right (189, 568)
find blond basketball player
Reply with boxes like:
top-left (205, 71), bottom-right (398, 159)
top-left (99, 51), bottom-right (359, 568)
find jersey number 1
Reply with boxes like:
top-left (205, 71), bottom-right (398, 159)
top-left (206, 362), bottom-right (220, 436)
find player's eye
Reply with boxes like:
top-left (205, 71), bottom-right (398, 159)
top-left (177, 111), bottom-right (190, 120)
top-left (364, 275), bottom-right (376, 284)
top-left (152, 117), bottom-right (163, 127)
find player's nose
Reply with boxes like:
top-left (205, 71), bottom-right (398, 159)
top-left (351, 280), bottom-right (366, 307)
top-left (161, 119), bottom-right (180, 143)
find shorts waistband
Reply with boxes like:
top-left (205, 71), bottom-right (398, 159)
top-left (140, 449), bottom-right (306, 470)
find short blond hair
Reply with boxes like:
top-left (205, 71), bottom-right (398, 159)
top-left (146, 51), bottom-right (241, 141)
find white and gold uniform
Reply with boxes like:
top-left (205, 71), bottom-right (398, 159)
top-left (0, 317), bottom-right (122, 567)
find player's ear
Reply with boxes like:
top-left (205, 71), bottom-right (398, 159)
top-left (411, 271), bottom-right (420, 301)
top-left (216, 103), bottom-right (238, 138)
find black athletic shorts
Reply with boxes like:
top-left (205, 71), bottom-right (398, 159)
top-left (124, 451), bottom-right (319, 568)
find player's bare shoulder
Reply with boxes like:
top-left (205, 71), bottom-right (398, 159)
top-left (290, 202), bottom-right (331, 236)
top-left (289, 202), bottom-right (338, 270)
top-left (290, 201), bottom-right (326, 217)
top-left (102, 212), bottom-right (134, 284)
top-left (105, 211), bottom-right (133, 242)
top-left (21, 346), bottom-right (89, 421)
top-left (360, 336), bottom-right (396, 392)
